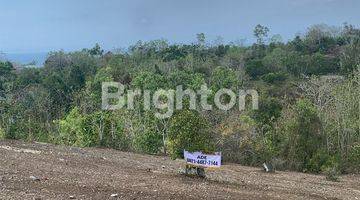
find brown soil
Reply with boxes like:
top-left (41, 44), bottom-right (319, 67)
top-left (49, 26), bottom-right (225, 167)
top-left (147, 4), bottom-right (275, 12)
top-left (0, 140), bottom-right (359, 200)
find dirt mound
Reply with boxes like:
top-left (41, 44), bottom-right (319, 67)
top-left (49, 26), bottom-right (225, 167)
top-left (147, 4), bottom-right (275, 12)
top-left (0, 140), bottom-right (359, 200)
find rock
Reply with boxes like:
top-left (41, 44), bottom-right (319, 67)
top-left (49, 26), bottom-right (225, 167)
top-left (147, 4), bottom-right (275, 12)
top-left (110, 193), bottom-right (118, 198)
top-left (177, 168), bottom-right (186, 175)
top-left (30, 176), bottom-right (40, 181)
top-left (263, 162), bottom-right (274, 173)
top-left (69, 195), bottom-right (76, 199)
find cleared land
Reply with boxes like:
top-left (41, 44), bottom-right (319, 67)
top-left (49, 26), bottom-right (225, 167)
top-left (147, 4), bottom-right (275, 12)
top-left (0, 140), bottom-right (359, 200)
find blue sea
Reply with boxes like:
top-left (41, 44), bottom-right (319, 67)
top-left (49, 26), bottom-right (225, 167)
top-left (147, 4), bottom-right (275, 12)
top-left (2, 52), bottom-right (48, 67)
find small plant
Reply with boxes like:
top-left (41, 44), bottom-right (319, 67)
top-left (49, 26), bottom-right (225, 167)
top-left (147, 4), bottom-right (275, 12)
top-left (347, 144), bottom-right (360, 173)
top-left (324, 166), bottom-right (340, 182)
top-left (0, 127), bottom-right (5, 139)
top-left (183, 165), bottom-right (206, 178)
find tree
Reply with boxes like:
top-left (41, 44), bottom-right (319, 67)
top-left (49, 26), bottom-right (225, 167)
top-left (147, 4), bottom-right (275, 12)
top-left (1, 24), bottom-right (357, 175)
top-left (58, 107), bottom-right (85, 146)
top-left (340, 39), bottom-right (360, 74)
top-left (132, 71), bottom-right (168, 91)
top-left (290, 35), bottom-right (306, 52)
top-left (282, 99), bottom-right (323, 171)
top-left (211, 66), bottom-right (239, 90)
top-left (269, 34), bottom-right (283, 45)
top-left (253, 24), bottom-right (270, 44)
top-left (8, 85), bottom-right (52, 141)
top-left (304, 24), bottom-right (339, 53)
top-left (168, 70), bottom-right (205, 90)
top-left (88, 43), bottom-right (104, 56)
top-left (307, 52), bottom-right (340, 75)
top-left (196, 33), bottom-right (206, 47)
top-left (262, 47), bottom-right (288, 72)
top-left (253, 97), bottom-right (282, 126)
top-left (132, 111), bottom-right (163, 154)
top-left (168, 110), bottom-right (214, 159)
top-left (245, 59), bottom-right (269, 78)
top-left (0, 61), bottom-right (15, 99)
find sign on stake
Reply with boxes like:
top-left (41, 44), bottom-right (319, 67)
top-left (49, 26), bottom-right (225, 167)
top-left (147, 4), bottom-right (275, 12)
top-left (184, 150), bottom-right (221, 168)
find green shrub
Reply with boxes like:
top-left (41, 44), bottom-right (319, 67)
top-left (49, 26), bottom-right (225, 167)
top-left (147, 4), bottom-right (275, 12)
top-left (133, 129), bottom-right (162, 154)
top-left (58, 107), bottom-right (87, 147)
top-left (261, 72), bottom-right (288, 83)
top-left (347, 144), bottom-right (360, 173)
top-left (81, 112), bottom-right (105, 147)
top-left (132, 112), bottom-right (163, 154)
top-left (59, 108), bottom-right (129, 149)
top-left (253, 97), bottom-right (282, 125)
top-left (306, 52), bottom-right (340, 75)
top-left (307, 149), bottom-right (339, 173)
top-left (324, 166), bottom-right (340, 182)
top-left (245, 59), bottom-right (269, 79)
top-left (280, 99), bottom-right (323, 171)
top-left (168, 110), bottom-right (214, 159)
top-left (0, 127), bottom-right (5, 139)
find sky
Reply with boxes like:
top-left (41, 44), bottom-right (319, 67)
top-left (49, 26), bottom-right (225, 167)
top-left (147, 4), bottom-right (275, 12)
top-left (1, 0), bottom-right (360, 54)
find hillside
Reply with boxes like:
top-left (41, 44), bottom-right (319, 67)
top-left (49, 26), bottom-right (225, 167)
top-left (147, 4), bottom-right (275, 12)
top-left (0, 140), bottom-right (359, 200)
top-left (2, 24), bottom-right (360, 177)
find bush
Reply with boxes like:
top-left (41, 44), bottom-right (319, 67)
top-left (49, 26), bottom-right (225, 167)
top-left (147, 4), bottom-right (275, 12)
top-left (58, 107), bottom-right (87, 147)
top-left (245, 59), bottom-right (269, 79)
top-left (211, 66), bottom-right (239, 90)
top-left (132, 111), bottom-right (163, 154)
top-left (59, 108), bottom-right (129, 149)
top-left (280, 99), bottom-right (323, 171)
top-left (347, 144), bottom-right (360, 173)
top-left (306, 52), bottom-right (340, 75)
top-left (0, 127), bottom-right (5, 139)
top-left (218, 114), bottom-right (260, 165)
top-left (168, 110), bottom-right (214, 159)
top-left (307, 149), bottom-right (339, 173)
top-left (81, 113), bottom-right (104, 147)
top-left (133, 129), bottom-right (162, 154)
top-left (261, 72), bottom-right (288, 84)
top-left (253, 97), bottom-right (282, 125)
top-left (325, 166), bottom-right (340, 182)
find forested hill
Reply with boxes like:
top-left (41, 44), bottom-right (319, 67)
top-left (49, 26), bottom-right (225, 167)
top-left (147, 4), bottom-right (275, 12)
top-left (0, 24), bottom-right (359, 176)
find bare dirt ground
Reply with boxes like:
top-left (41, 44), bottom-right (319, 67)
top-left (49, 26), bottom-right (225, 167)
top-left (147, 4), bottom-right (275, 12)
top-left (0, 140), bottom-right (359, 200)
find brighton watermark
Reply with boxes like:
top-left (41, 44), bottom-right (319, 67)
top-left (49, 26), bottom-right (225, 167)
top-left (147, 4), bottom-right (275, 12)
top-left (102, 82), bottom-right (259, 119)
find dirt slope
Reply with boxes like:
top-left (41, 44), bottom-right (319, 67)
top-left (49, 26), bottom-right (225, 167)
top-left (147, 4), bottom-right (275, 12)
top-left (0, 140), bottom-right (359, 200)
